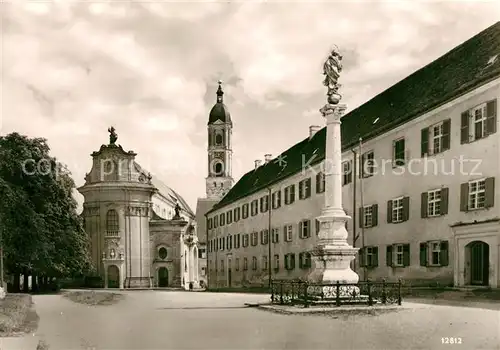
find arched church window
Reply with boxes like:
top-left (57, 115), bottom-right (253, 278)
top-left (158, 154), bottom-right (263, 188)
top-left (215, 133), bottom-right (223, 145)
top-left (106, 210), bottom-right (119, 235)
top-left (158, 247), bottom-right (168, 260)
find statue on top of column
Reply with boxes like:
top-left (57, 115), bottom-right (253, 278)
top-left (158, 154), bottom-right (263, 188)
top-left (322, 45), bottom-right (343, 105)
top-left (108, 126), bottom-right (118, 145)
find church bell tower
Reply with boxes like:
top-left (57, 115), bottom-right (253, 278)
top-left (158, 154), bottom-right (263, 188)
top-left (206, 81), bottom-right (234, 199)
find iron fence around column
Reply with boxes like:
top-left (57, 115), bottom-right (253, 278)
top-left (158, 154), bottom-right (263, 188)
top-left (270, 279), bottom-right (402, 308)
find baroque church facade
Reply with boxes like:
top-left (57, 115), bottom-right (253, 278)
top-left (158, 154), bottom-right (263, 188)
top-left (195, 82), bottom-right (234, 287)
top-left (78, 129), bottom-right (200, 289)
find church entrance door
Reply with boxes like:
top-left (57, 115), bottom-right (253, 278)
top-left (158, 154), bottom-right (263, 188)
top-left (158, 267), bottom-right (169, 287)
top-left (107, 265), bottom-right (119, 288)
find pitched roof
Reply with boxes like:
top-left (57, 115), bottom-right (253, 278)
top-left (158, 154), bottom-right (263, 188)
top-left (207, 21), bottom-right (500, 215)
top-left (195, 198), bottom-right (218, 242)
top-left (134, 162), bottom-right (195, 218)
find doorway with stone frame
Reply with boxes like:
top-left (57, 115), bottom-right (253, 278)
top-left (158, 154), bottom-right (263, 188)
top-left (466, 241), bottom-right (490, 286)
top-left (107, 265), bottom-right (120, 288)
top-left (158, 267), bottom-right (169, 287)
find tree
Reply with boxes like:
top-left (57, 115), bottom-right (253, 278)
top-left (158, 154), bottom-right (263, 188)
top-left (0, 133), bottom-right (93, 291)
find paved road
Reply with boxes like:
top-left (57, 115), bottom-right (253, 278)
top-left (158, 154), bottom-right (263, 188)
top-left (32, 291), bottom-right (500, 349)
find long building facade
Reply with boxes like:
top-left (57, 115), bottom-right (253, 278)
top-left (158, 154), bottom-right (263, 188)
top-left (205, 22), bottom-right (500, 289)
top-left (78, 130), bottom-right (200, 289)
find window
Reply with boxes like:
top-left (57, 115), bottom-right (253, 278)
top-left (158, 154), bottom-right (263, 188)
top-left (429, 241), bottom-right (441, 266)
top-left (234, 234), bottom-right (241, 249)
top-left (220, 237), bottom-right (225, 251)
top-left (362, 206), bottom-right (373, 228)
top-left (227, 235), bottom-right (232, 250)
top-left (219, 213), bottom-right (225, 226)
top-left (274, 254), bottom-right (280, 270)
top-left (392, 198), bottom-right (403, 223)
top-left (360, 246), bottom-right (378, 268)
top-left (252, 257), bottom-right (257, 270)
top-left (420, 241), bottom-right (449, 267)
top-left (207, 218), bottom-right (213, 229)
top-left (243, 257), bottom-right (248, 270)
top-left (271, 228), bottom-right (280, 243)
top-left (395, 245), bottom-right (404, 266)
top-left (386, 244), bottom-right (410, 267)
top-left (315, 219), bottom-right (321, 235)
top-left (272, 190), bottom-right (281, 209)
top-left (220, 259), bottom-right (224, 272)
top-left (242, 204), bottom-right (249, 218)
top-left (213, 215), bottom-right (218, 228)
top-left (251, 200), bottom-right (258, 216)
top-left (198, 248), bottom-right (206, 259)
top-left (262, 256), bottom-right (268, 270)
top-left (388, 197), bottom-right (409, 223)
top-left (284, 185), bottom-right (295, 205)
top-left (461, 101), bottom-right (497, 143)
top-left (392, 138), bottom-right (405, 167)
top-left (226, 211), bottom-right (232, 224)
top-left (461, 177), bottom-right (495, 211)
top-left (299, 220), bottom-right (311, 239)
top-left (468, 179), bottom-right (486, 210)
top-left (342, 161), bottom-right (352, 185)
top-left (427, 189), bottom-right (441, 217)
top-left (284, 225), bottom-right (293, 242)
top-left (158, 247), bottom-right (168, 260)
top-left (243, 234), bottom-right (249, 247)
top-left (299, 252), bottom-right (312, 269)
top-left (316, 172), bottom-right (326, 192)
top-left (431, 122), bottom-right (444, 154)
top-left (214, 162), bottom-right (223, 176)
top-left (106, 209), bottom-right (119, 236)
top-left (234, 207), bottom-right (241, 222)
top-left (251, 232), bottom-right (258, 246)
top-left (260, 230), bottom-right (269, 245)
top-left (235, 258), bottom-right (240, 271)
top-left (215, 133), bottom-right (223, 145)
top-left (284, 253), bottom-right (296, 270)
top-left (361, 151), bottom-right (374, 177)
top-left (298, 178), bottom-right (312, 199)
top-left (260, 196), bottom-right (269, 212)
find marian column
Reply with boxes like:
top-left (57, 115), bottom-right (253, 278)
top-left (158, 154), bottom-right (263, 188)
top-left (307, 46), bottom-right (359, 296)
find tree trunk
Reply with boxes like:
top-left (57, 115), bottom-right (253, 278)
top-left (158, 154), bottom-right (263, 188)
top-left (23, 268), bottom-right (29, 293)
top-left (31, 273), bottom-right (38, 293)
top-left (13, 273), bottom-right (20, 292)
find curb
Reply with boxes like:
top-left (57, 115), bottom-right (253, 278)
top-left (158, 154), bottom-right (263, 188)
top-left (256, 304), bottom-right (406, 315)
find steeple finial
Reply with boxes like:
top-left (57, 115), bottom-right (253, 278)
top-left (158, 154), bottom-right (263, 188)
top-left (216, 80), bottom-right (223, 103)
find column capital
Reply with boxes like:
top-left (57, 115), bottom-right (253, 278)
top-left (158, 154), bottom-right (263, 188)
top-left (320, 103), bottom-right (347, 124)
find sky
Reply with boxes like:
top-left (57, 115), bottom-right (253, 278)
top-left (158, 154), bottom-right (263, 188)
top-left (2, 0), bottom-right (499, 213)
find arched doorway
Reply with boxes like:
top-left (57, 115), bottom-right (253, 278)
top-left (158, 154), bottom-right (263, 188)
top-left (466, 241), bottom-right (489, 286)
top-left (107, 265), bottom-right (120, 288)
top-left (158, 267), bottom-right (169, 287)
